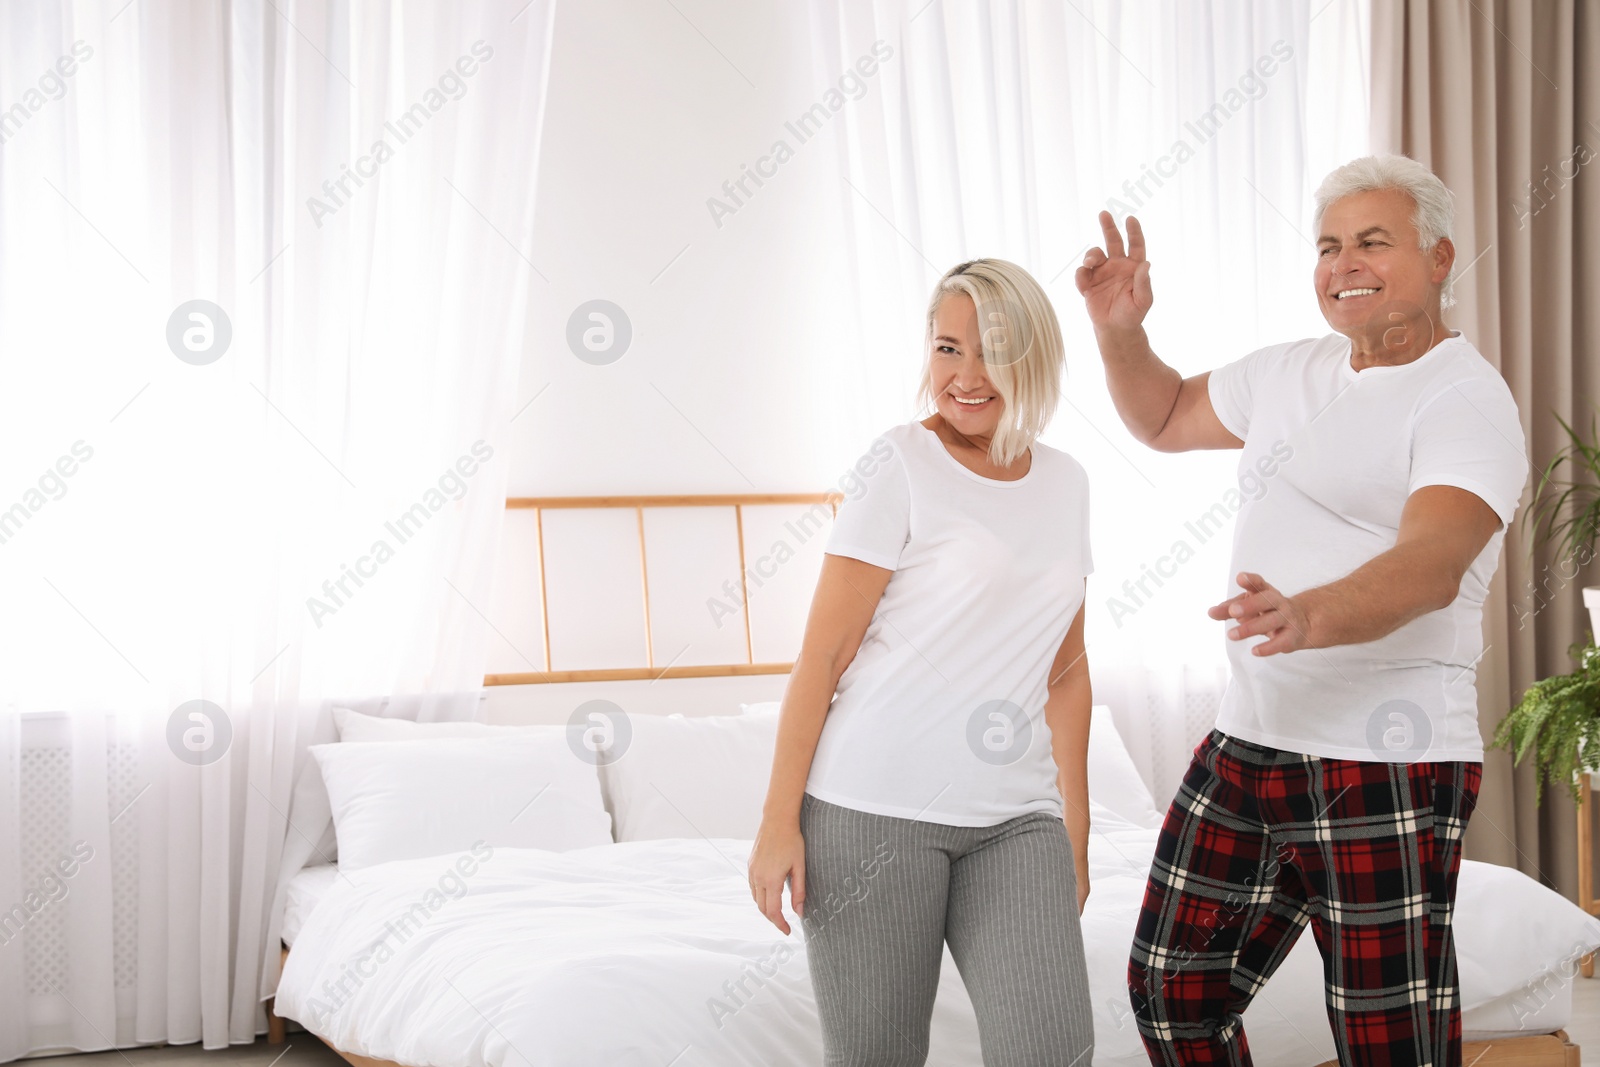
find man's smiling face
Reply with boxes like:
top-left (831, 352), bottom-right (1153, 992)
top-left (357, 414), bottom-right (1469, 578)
top-left (1313, 186), bottom-right (1452, 339)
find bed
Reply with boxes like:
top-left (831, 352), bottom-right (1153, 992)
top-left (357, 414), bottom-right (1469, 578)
top-left (269, 836), bottom-right (1590, 1065)
top-left (265, 765), bottom-right (1592, 1064)
top-left (262, 492), bottom-right (1595, 1066)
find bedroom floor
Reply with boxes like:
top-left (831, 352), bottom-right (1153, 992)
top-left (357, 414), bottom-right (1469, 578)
top-left (34, 1035), bottom-right (347, 1064)
top-left (31, 977), bottom-right (1600, 1064)
top-left (1568, 973), bottom-right (1600, 1057)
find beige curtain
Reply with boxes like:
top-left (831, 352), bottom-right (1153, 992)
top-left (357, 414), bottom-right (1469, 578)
top-left (1371, 0), bottom-right (1600, 897)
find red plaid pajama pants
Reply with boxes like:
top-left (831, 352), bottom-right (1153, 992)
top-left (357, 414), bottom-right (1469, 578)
top-left (1128, 728), bottom-right (1482, 1067)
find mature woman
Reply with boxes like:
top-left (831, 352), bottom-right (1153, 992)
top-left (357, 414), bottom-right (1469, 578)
top-left (748, 258), bottom-right (1096, 1066)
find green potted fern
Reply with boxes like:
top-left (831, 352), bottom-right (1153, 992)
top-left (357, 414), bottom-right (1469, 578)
top-left (1490, 409), bottom-right (1600, 802)
top-left (1492, 640), bottom-right (1600, 802)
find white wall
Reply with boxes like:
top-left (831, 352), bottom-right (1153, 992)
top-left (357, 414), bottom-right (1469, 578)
top-left (486, 2), bottom-right (883, 692)
top-left (507, 0), bottom-right (865, 497)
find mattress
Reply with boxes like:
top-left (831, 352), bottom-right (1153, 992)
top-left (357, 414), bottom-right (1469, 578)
top-left (272, 819), bottom-right (1593, 1067)
top-left (282, 862), bottom-right (341, 947)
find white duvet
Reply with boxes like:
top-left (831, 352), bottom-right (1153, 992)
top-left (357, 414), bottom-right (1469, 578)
top-left (274, 816), bottom-right (1600, 1067)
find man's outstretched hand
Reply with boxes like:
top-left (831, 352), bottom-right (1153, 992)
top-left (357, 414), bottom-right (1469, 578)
top-left (1075, 210), bottom-right (1154, 334)
top-left (1209, 572), bottom-right (1315, 656)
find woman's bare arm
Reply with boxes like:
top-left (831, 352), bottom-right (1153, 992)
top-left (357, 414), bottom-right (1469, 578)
top-left (1041, 594), bottom-right (1092, 913)
top-left (751, 553), bottom-right (892, 933)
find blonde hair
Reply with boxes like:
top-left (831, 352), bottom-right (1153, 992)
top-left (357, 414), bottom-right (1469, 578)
top-left (916, 258), bottom-right (1064, 467)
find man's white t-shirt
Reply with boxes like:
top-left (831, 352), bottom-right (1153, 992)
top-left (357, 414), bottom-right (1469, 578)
top-left (1206, 331), bottom-right (1527, 763)
top-left (804, 420), bottom-right (1093, 826)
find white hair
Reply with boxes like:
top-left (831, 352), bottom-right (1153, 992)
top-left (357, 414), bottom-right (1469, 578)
top-left (1312, 154), bottom-right (1458, 308)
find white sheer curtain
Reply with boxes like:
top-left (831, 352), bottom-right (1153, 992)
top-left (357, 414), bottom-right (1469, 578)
top-left (0, 0), bottom-right (555, 1056)
top-left (807, 0), bottom-right (1369, 806)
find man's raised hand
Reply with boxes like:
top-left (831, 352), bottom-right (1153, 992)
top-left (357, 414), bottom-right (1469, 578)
top-left (1075, 211), bottom-right (1153, 334)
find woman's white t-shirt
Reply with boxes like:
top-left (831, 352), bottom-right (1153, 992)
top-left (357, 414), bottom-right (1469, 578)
top-left (804, 420), bottom-right (1093, 827)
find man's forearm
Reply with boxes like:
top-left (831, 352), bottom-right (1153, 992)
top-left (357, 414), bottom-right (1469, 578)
top-left (1095, 324), bottom-right (1183, 445)
top-left (1293, 544), bottom-right (1461, 649)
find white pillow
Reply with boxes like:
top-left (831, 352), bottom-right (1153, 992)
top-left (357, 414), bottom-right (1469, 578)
top-left (289, 706), bottom-right (552, 868)
top-left (312, 734), bottom-right (613, 870)
top-left (603, 706), bottom-right (780, 841)
top-left (1454, 858), bottom-right (1600, 1007)
top-left (1087, 704), bottom-right (1164, 830)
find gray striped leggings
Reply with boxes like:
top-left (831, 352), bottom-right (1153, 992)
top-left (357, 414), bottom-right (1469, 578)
top-left (799, 792), bottom-right (1095, 1066)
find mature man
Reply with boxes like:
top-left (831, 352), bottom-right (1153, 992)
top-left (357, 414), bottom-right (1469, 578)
top-left (1077, 155), bottom-right (1527, 1066)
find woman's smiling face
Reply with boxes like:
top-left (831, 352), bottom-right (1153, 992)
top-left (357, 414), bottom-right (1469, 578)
top-left (929, 293), bottom-right (1004, 435)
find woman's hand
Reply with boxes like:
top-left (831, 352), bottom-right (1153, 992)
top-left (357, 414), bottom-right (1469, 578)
top-left (1075, 851), bottom-right (1091, 915)
top-left (749, 819), bottom-right (807, 935)
top-left (1075, 210), bottom-right (1154, 334)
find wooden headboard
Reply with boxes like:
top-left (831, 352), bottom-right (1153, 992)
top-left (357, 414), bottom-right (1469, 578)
top-left (484, 493), bottom-right (840, 686)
